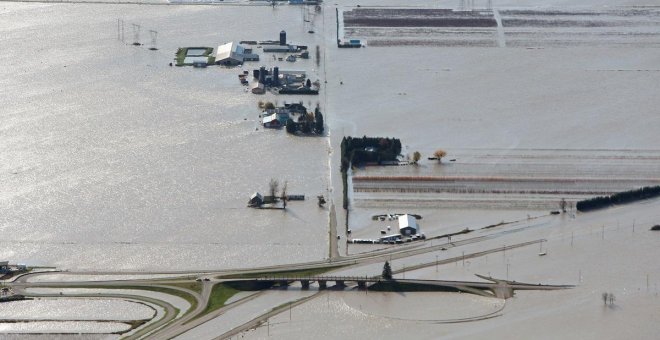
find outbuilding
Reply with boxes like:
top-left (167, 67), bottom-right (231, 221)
top-left (262, 114), bottom-right (282, 128)
top-left (398, 214), bottom-right (419, 236)
top-left (248, 192), bottom-right (264, 207)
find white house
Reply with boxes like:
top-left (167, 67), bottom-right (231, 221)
top-left (398, 214), bottom-right (419, 236)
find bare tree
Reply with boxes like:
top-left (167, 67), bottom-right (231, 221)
top-left (269, 178), bottom-right (279, 199)
top-left (602, 292), bottom-right (608, 305)
top-left (281, 181), bottom-right (288, 209)
top-left (433, 149), bottom-right (447, 162)
top-left (608, 293), bottom-right (615, 305)
top-left (560, 198), bottom-right (567, 213)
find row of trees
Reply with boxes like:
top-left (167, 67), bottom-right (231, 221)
top-left (411, 149), bottom-right (447, 164)
top-left (340, 136), bottom-right (402, 172)
top-left (576, 185), bottom-right (660, 212)
top-left (285, 107), bottom-right (324, 135)
top-left (340, 136), bottom-right (402, 209)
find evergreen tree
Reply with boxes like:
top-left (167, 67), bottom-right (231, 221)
top-left (382, 261), bottom-right (393, 280)
top-left (315, 112), bottom-right (324, 134)
top-left (285, 119), bottom-right (296, 134)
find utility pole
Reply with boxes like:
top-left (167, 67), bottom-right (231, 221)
top-left (436, 255), bottom-right (438, 272)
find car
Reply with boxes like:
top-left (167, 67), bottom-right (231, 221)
top-left (204, 278), bottom-right (211, 281)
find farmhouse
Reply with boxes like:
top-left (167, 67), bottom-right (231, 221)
top-left (398, 214), bottom-right (419, 236)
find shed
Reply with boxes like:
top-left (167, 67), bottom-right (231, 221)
top-left (252, 83), bottom-right (265, 94)
top-left (398, 214), bottom-right (419, 236)
top-left (262, 114), bottom-right (282, 128)
top-left (248, 192), bottom-right (264, 207)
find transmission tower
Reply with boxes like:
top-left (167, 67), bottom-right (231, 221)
top-left (117, 19), bottom-right (125, 42)
top-left (132, 23), bottom-right (141, 46)
top-left (149, 30), bottom-right (158, 50)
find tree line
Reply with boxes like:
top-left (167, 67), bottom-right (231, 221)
top-left (286, 106), bottom-right (324, 135)
top-left (576, 185), bottom-right (660, 212)
top-left (340, 136), bottom-right (402, 209)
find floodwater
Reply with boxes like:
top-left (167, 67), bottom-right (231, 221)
top-left (0, 3), bottom-right (329, 271)
top-left (27, 288), bottom-right (190, 317)
top-left (0, 298), bottom-right (154, 320)
top-left (0, 321), bottom-right (128, 335)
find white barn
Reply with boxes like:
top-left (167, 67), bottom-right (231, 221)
top-left (215, 42), bottom-right (246, 66)
top-left (398, 214), bottom-right (419, 236)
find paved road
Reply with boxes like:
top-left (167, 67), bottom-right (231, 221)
top-left (8, 219), bottom-right (557, 339)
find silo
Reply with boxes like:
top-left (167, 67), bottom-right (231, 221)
top-left (279, 30), bottom-right (287, 46)
top-left (258, 66), bottom-right (266, 84)
top-left (273, 67), bottom-right (280, 86)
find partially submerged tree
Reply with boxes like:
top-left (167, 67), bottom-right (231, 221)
top-left (433, 149), bottom-right (447, 162)
top-left (281, 181), bottom-right (288, 209)
top-left (269, 178), bottom-right (279, 199)
top-left (412, 151), bottom-right (421, 164)
top-left (382, 261), bottom-right (393, 280)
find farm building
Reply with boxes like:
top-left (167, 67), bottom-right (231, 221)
top-left (215, 42), bottom-right (259, 66)
top-left (263, 108), bottom-right (291, 124)
top-left (398, 214), bottom-right (419, 236)
top-left (248, 192), bottom-right (264, 207)
top-left (262, 114), bottom-right (282, 128)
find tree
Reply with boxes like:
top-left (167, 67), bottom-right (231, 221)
top-left (315, 112), bottom-right (324, 134)
top-left (382, 261), bottom-right (393, 280)
top-left (285, 119), bottom-right (296, 134)
top-left (264, 102), bottom-right (275, 110)
top-left (412, 151), bottom-right (421, 164)
top-left (608, 293), bottom-right (615, 305)
top-left (560, 198), bottom-right (567, 213)
top-left (602, 292), bottom-right (608, 305)
top-left (269, 178), bottom-right (279, 199)
top-left (281, 181), bottom-right (288, 209)
top-left (301, 122), bottom-right (312, 134)
top-left (433, 149), bottom-right (447, 162)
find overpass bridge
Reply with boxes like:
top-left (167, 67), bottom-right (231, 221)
top-left (223, 275), bottom-right (573, 299)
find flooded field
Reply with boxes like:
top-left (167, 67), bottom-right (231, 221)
top-left (0, 298), bottom-right (154, 321)
top-left (0, 3), bottom-right (329, 271)
top-left (342, 7), bottom-right (660, 47)
top-left (0, 321), bottom-right (129, 335)
top-left (350, 149), bottom-right (660, 210)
